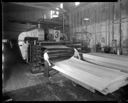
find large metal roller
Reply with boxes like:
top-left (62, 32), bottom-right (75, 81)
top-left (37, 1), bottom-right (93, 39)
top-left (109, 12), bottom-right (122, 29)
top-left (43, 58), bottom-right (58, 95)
top-left (42, 45), bottom-right (75, 63)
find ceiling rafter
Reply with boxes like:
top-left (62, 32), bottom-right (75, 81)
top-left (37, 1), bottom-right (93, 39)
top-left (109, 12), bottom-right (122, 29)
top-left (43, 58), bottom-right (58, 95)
top-left (11, 2), bottom-right (66, 13)
top-left (11, 2), bottom-right (56, 11)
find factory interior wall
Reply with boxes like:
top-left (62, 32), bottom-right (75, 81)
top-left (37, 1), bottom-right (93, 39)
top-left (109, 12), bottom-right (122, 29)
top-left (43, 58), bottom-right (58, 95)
top-left (3, 3), bottom-right (43, 40)
top-left (69, 0), bottom-right (128, 51)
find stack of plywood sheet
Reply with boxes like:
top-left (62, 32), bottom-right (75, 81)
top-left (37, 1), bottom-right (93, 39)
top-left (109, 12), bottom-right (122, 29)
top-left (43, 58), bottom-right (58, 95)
top-left (52, 57), bottom-right (128, 95)
top-left (83, 53), bottom-right (128, 73)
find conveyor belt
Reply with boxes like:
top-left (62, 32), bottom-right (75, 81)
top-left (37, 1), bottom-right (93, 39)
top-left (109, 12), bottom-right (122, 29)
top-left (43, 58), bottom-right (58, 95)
top-left (82, 53), bottom-right (128, 73)
top-left (52, 57), bottom-right (128, 95)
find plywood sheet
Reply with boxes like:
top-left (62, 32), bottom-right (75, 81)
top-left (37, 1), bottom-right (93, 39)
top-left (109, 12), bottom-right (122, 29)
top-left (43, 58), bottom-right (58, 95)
top-left (83, 53), bottom-right (128, 73)
top-left (52, 57), bottom-right (128, 95)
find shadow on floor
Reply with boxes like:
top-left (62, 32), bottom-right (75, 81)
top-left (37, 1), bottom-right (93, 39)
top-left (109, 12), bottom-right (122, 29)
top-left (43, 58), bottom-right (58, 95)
top-left (5, 71), bottom-right (115, 101)
top-left (3, 63), bottom-right (47, 92)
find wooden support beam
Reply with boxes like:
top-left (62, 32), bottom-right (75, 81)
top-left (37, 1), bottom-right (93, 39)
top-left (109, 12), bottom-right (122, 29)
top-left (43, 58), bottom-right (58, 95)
top-left (8, 18), bottom-right (69, 29)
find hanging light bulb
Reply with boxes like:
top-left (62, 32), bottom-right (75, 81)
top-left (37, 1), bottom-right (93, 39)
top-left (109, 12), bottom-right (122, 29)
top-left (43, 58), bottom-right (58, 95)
top-left (75, 2), bottom-right (80, 6)
top-left (60, 3), bottom-right (63, 9)
top-left (84, 18), bottom-right (89, 21)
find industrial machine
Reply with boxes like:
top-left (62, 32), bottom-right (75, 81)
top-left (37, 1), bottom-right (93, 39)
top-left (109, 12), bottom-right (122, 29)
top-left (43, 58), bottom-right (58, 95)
top-left (18, 28), bottom-right (81, 73)
top-left (18, 28), bottom-right (45, 61)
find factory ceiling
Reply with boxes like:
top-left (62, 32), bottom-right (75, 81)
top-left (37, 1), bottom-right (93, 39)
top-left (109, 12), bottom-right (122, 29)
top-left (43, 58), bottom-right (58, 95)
top-left (9, 2), bottom-right (90, 13)
top-left (3, 2), bottom-right (90, 30)
top-left (11, 2), bottom-right (64, 12)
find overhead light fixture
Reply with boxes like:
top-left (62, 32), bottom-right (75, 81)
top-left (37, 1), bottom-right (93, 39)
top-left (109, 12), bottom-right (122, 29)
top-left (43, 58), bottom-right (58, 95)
top-left (84, 18), bottom-right (89, 21)
top-left (60, 3), bottom-right (63, 9)
top-left (75, 2), bottom-right (80, 6)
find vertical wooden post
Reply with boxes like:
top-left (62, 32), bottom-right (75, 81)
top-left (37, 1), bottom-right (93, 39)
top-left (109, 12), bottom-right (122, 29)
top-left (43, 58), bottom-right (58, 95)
top-left (119, 0), bottom-right (122, 54)
top-left (108, 3), bottom-right (111, 46)
top-left (105, 4), bottom-right (108, 46)
top-left (95, 9), bottom-right (97, 52)
top-left (112, 2), bottom-right (115, 45)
